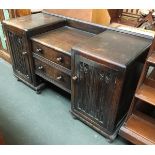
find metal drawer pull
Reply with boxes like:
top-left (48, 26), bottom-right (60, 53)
top-left (72, 76), bottom-right (78, 81)
top-left (56, 76), bottom-right (62, 80)
top-left (56, 57), bottom-right (62, 62)
top-left (22, 51), bottom-right (27, 55)
top-left (38, 66), bottom-right (44, 70)
top-left (36, 48), bottom-right (42, 53)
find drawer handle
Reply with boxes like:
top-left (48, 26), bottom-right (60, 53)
top-left (56, 76), bottom-right (62, 80)
top-left (36, 48), bottom-right (42, 54)
top-left (38, 66), bottom-right (44, 70)
top-left (56, 57), bottom-right (62, 62)
top-left (26, 75), bottom-right (29, 79)
top-left (72, 76), bottom-right (78, 81)
top-left (22, 51), bottom-right (27, 55)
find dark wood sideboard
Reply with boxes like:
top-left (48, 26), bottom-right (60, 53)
top-left (2, 12), bottom-right (153, 142)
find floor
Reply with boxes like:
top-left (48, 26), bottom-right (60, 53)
top-left (0, 58), bottom-right (130, 145)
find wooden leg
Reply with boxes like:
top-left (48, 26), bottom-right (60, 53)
top-left (70, 111), bottom-right (77, 120)
top-left (36, 90), bottom-right (41, 94)
top-left (17, 78), bottom-right (20, 81)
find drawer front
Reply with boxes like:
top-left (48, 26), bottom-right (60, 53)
top-left (32, 41), bottom-right (71, 70)
top-left (34, 58), bottom-right (71, 91)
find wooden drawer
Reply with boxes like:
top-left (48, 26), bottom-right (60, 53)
top-left (34, 58), bottom-right (71, 92)
top-left (32, 41), bottom-right (71, 70)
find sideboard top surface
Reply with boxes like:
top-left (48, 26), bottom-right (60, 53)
top-left (73, 30), bottom-right (152, 67)
top-left (3, 13), bottom-right (65, 31)
top-left (31, 26), bottom-right (95, 54)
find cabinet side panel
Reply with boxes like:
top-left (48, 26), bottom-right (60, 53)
top-left (115, 60), bottom-right (144, 127)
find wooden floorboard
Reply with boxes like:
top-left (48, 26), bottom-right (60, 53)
top-left (0, 50), bottom-right (11, 63)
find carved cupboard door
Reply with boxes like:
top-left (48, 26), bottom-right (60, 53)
top-left (72, 53), bottom-right (122, 131)
top-left (5, 29), bottom-right (32, 82)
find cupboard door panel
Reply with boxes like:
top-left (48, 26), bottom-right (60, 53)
top-left (72, 54), bottom-right (120, 130)
top-left (6, 29), bottom-right (32, 82)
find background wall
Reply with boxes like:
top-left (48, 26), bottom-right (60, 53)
top-left (43, 9), bottom-right (111, 25)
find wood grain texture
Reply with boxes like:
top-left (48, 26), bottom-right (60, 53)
top-left (2, 13), bottom-right (68, 91)
top-left (72, 55), bottom-right (119, 131)
top-left (34, 58), bottom-right (71, 91)
top-left (73, 30), bottom-right (151, 67)
top-left (3, 13), bottom-right (65, 31)
top-left (31, 26), bottom-right (95, 54)
top-left (0, 49), bottom-right (11, 63)
top-left (71, 29), bottom-right (149, 139)
top-left (0, 9), bottom-right (4, 21)
top-left (33, 53), bottom-right (71, 76)
top-left (147, 53), bottom-right (155, 65)
top-left (3, 12), bottom-right (153, 142)
top-left (136, 84), bottom-right (155, 106)
top-left (122, 113), bottom-right (155, 144)
top-left (71, 51), bottom-right (125, 139)
top-left (5, 30), bottom-right (32, 82)
top-left (144, 68), bottom-right (155, 88)
top-left (32, 40), bottom-right (71, 70)
top-left (14, 9), bottom-right (31, 17)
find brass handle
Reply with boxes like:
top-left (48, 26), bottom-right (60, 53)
top-left (22, 51), bottom-right (27, 55)
top-left (38, 66), bottom-right (44, 70)
top-left (36, 48), bottom-right (42, 53)
top-left (56, 76), bottom-right (62, 80)
top-left (56, 57), bottom-right (62, 62)
top-left (72, 76), bottom-right (78, 81)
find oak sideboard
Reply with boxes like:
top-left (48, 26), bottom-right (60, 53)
top-left (3, 12), bottom-right (153, 141)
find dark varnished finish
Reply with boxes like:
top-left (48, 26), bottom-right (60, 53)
top-left (2, 13), bottom-right (66, 92)
top-left (32, 40), bottom-right (71, 70)
top-left (66, 20), bottom-right (105, 34)
top-left (34, 58), bottom-right (71, 92)
top-left (72, 55), bottom-right (122, 134)
top-left (73, 30), bottom-right (152, 67)
top-left (5, 30), bottom-right (31, 82)
top-left (31, 26), bottom-right (95, 54)
top-left (33, 53), bottom-right (71, 76)
top-left (31, 25), bottom-right (95, 93)
top-left (71, 30), bottom-right (152, 140)
top-left (3, 13), bottom-right (65, 31)
top-left (3, 12), bottom-right (153, 141)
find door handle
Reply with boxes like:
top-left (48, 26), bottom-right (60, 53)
top-left (36, 48), bottom-right (42, 54)
top-left (22, 51), bottom-right (27, 55)
top-left (72, 76), bottom-right (78, 81)
top-left (38, 66), bottom-right (44, 70)
top-left (56, 75), bottom-right (62, 81)
top-left (56, 57), bottom-right (63, 62)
